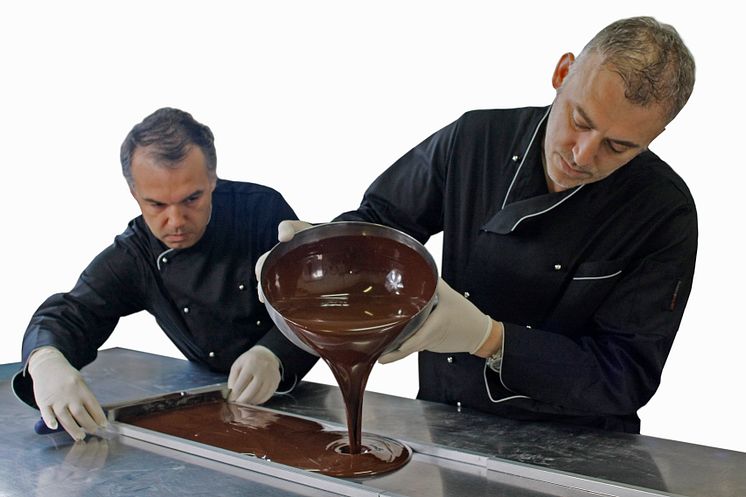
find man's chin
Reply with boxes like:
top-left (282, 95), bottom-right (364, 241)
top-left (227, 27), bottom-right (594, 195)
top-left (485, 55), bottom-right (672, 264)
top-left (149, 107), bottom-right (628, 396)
top-left (162, 235), bottom-right (194, 249)
top-left (547, 166), bottom-right (592, 192)
top-left (547, 174), bottom-right (575, 193)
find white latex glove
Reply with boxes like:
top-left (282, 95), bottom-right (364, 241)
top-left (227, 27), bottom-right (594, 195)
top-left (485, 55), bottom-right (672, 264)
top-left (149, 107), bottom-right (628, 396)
top-left (379, 278), bottom-right (493, 364)
top-left (27, 347), bottom-right (107, 441)
top-left (255, 220), bottom-right (313, 303)
top-left (277, 220), bottom-right (313, 242)
top-left (227, 345), bottom-right (282, 405)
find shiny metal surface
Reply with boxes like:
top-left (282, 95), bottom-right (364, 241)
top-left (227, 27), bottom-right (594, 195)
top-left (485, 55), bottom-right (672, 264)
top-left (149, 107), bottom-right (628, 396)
top-left (259, 221), bottom-right (439, 356)
top-left (2, 348), bottom-right (745, 497)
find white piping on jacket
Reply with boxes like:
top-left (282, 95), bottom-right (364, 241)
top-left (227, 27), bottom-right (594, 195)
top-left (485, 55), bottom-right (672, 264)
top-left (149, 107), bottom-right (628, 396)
top-left (501, 106), bottom-right (552, 210)
top-left (508, 184), bottom-right (585, 232)
top-left (498, 106), bottom-right (585, 233)
top-left (156, 248), bottom-right (175, 271)
top-left (573, 270), bottom-right (623, 281)
top-left (484, 362), bottom-right (530, 403)
top-left (484, 322), bottom-right (530, 404)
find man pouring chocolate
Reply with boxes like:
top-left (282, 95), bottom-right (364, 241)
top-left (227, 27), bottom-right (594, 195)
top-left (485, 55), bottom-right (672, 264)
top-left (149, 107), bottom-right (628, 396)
top-left (265, 16), bottom-right (697, 433)
top-left (14, 108), bottom-right (318, 441)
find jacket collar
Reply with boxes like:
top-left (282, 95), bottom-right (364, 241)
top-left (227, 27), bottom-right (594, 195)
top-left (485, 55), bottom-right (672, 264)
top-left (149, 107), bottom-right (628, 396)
top-left (483, 185), bottom-right (584, 234)
top-left (482, 106), bottom-right (584, 235)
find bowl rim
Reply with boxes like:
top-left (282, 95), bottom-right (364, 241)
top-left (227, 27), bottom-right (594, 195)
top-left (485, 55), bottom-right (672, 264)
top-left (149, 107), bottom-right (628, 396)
top-left (260, 220), bottom-right (439, 293)
top-left (259, 221), bottom-right (440, 352)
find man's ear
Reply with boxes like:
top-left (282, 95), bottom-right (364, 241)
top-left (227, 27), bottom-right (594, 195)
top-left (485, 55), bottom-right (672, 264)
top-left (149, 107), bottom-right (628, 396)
top-left (552, 52), bottom-right (575, 89)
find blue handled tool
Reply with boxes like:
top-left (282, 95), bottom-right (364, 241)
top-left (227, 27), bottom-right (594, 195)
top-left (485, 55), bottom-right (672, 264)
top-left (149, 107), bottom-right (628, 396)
top-left (34, 418), bottom-right (65, 435)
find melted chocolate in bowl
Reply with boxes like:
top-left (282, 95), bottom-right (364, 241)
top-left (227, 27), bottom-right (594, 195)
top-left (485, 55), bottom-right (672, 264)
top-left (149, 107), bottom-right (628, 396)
top-left (263, 232), bottom-right (436, 471)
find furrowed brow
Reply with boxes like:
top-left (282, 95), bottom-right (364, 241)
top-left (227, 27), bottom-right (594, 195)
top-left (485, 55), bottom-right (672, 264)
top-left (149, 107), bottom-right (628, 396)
top-left (142, 189), bottom-right (204, 206)
top-left (182, 190), bottom-right (205, 202)
top-left (142, 197), bottom-right (166, 206)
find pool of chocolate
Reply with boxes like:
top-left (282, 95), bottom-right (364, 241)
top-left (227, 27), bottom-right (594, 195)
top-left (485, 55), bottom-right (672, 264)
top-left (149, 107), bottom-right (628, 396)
top-left (263, 234), bottom-right (436, 456)
top-left (120, 400), bottom-right (411, 478)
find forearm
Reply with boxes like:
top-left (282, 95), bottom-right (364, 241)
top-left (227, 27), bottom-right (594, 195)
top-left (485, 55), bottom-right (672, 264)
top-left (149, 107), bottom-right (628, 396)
top-left (22, 294), bottom-right (119, 368)
top-left (22, 245), bottom-right (144, 367)
top-left (497, 320), bottom-right (675, 415)
top-left (333, 120), bottom-right (459, 243)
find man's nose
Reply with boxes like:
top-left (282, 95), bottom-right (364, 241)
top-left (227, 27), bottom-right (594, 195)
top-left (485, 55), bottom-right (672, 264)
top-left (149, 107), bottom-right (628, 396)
top-left (165, 205), bottom-right (187, 229)
top-left (572, 133), bottom-right (601, 168)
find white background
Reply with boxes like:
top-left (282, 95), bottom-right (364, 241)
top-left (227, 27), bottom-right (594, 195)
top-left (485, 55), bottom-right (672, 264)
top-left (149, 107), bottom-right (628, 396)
top-left (2, 2), bottom-right (744, 452)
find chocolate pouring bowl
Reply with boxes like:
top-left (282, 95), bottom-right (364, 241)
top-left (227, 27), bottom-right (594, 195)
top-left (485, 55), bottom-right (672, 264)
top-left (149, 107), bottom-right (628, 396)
top-left (259, 221), bottom-right (437, 470)
top-left (259, 221), bottom-right (439, 358)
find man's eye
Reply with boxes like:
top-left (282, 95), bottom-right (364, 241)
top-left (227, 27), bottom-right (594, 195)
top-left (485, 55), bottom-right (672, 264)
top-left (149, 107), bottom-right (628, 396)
top-left (606, 141), bottom-right (626, 154)
top-left (573, 118), bottom-right (590, 130)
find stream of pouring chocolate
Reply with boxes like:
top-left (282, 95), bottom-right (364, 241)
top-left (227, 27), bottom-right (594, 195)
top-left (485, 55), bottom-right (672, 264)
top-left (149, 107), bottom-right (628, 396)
top-left (265, 235), bottom-right (436, 454)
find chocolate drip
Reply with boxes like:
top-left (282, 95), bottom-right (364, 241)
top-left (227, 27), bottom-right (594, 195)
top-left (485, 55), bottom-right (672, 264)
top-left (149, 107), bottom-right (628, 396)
top-left (264, 235), bottom-right (435, 454)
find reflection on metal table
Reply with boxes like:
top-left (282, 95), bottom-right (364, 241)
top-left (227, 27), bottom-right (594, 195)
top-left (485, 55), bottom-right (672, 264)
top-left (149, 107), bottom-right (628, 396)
top-left (1, 348), bottom-right (743, 497)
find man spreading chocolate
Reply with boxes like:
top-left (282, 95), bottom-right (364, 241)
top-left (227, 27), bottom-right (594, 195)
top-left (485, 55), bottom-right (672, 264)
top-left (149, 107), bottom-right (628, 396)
top-left (269, 16), bottom-right (697, 433)
top-left (15, 108), bottom-right (317, 440)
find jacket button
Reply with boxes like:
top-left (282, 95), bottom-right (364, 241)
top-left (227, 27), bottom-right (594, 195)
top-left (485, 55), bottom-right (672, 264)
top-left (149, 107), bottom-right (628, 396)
top-left (447, 356), bottom-right (454, 363)
top-left (208, 351), bottom-right (215, 358)
top-left (238, 283), bottom-right (246, 291)
top-left (512, 155), bottom-right (520, 162)
top-left (554, 264), bottom-right (562, 271)
top-left (183, 306), bottom-right (190, 314)
top-left (256, 320), bottom-right (262, 326)
top-left (161, 257), bottom-right (168, 264)
top-left (463, 291), bottom-right (470, 298)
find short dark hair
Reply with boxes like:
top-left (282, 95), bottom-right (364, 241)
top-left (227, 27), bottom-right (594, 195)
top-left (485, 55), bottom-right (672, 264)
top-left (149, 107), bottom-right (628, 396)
top-left (578, 16), bottom-right (695, 123)
top-left (120, 107), bottom-right (217, 187)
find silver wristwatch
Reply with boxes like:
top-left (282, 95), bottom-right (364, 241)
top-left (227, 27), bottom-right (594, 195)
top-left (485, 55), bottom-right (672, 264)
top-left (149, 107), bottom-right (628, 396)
top-left (485, 348), bottom-right (503, 373)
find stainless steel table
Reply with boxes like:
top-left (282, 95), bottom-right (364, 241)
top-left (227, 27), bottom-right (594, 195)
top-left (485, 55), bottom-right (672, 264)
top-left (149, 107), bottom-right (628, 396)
top-left (1, 348), bottom-right (743, 497)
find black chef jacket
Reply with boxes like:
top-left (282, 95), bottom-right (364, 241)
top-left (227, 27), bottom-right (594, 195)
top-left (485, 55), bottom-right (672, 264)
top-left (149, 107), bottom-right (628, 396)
top-left (15, 179), bottom-right (318, 408)
top-left (336, 107), bottom-right (698, 432)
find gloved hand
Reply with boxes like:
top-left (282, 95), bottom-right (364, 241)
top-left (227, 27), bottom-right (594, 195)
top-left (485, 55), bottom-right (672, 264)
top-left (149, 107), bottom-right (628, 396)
top-left (255, 220), bottom-right (313, 303)
top-left (227, 345), bottom-right (282, 405)
top-left (277, 220), bottom-right (313, 242)
top-left (379, 278), bottom-right (494, 364)
top-left (28, 346), bottom-right (107, 441)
